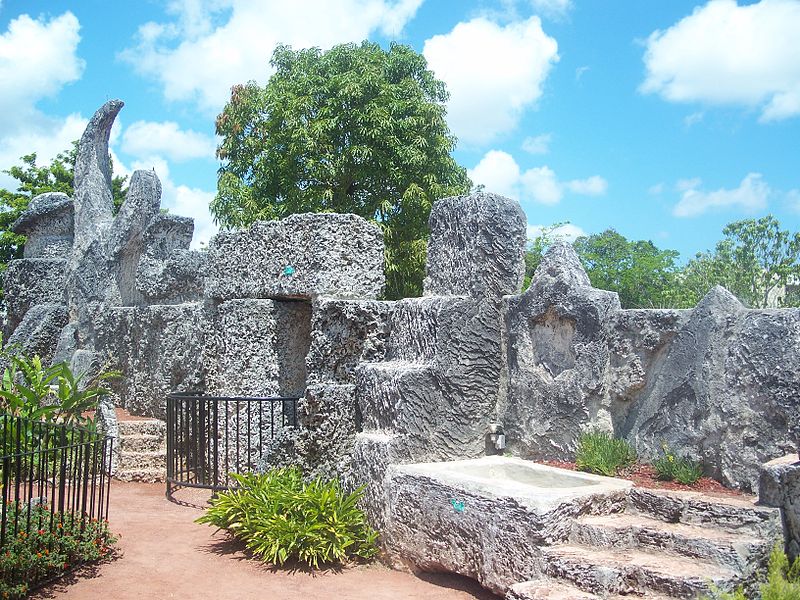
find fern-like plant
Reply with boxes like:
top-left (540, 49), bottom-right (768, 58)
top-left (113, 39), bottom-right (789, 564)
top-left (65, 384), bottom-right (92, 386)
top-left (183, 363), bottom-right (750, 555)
top-left (197, 468), bottom-right (378, 568)
top-left (575, 430), bottom-right (636, 477)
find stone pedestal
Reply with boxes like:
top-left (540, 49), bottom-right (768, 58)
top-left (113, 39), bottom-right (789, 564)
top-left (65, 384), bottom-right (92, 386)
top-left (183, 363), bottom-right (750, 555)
top-left (759, 454), bottom-right (800, 558)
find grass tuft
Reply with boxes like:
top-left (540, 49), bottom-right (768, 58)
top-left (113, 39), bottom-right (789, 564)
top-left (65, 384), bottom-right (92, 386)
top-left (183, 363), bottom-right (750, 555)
top-left (653, 445), bottom-right (703, 485)
top-left (575, 430), bottom-right (636, 477)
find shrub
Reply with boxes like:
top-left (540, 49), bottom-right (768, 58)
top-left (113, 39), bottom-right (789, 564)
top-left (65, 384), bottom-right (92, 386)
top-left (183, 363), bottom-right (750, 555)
top-left (762, 542), bottom-right (800, 600)
top-left (0, 502), bottom-right (117, 599)
top-left (575, 430), bottom-right (636, 477)
top-left (197, 467), bottom-right (378, 568)
top-left (653, 445), bottom-right (703, 485)
top-left (704, 543), bottom-right (800, 600)
top-left (0, 346), bottom-right (119, 429)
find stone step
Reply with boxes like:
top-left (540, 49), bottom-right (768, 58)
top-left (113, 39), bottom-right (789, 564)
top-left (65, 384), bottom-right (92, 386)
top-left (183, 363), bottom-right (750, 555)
top-left (508, 579), bottom-right (674, 600)
top-left (114, 467), bottom-right (165, 483)
top-left (571, 512), bottom-right (768, 573)
top-left (118, 433), bottom-right (165, 453)
top-left (383, 296), bottom-right (475, 363)
top-left (542, 544), bottom-right (737, 599)
top-left (117, 450), bottom-right (166, 471)
top-left (508, 579), bottom-right (603, 600)
top-left (118, 419), bottom-right (166, 437)
top-left (628, 487), bottom-right (782, 537)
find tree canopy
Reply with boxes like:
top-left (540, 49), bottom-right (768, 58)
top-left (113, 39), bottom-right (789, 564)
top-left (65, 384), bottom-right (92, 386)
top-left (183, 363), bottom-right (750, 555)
top-left (212, 41), bottom-right (471, 299)
top-left (680, 216), bottom-right (800, 308)
top-left (525, 217), bottom-right (800, 309)
top-left (573, 230), bottom-right (682, 309)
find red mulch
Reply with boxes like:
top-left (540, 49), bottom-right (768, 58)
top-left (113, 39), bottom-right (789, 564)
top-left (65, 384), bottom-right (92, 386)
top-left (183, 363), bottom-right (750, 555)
top-left (542, 460), bottom-right (746, 498)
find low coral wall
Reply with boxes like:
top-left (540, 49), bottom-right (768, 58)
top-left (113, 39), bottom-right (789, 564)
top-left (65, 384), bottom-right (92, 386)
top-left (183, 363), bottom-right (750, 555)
top-left (504, 243), bottom-right (799, 492)
top-left (3, 99), bottom-right (797, 504)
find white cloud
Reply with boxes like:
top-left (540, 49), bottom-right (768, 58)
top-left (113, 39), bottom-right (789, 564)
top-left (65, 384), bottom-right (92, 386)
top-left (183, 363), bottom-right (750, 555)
top-left (648, 183), bottom-right (665, 195)
top-left (122, 0), bottom-right (423, 114)
top-left (529, 0), bottom-right (572, 20)
top-left (521, 165), bottom-right (562, 204)
top-left (130, 155), bottom-right (218, 248)
top-left (683, 111), bottom-right (704, 127)
top-left (122, 121), bottom-right (216, 162)
top-left (676, 177), bottom-right (702, 192)
top-left (672, 173), bottom-right (770, 217)
top-left (565, 175), bottom-right (607, 196)
top-left (641, 0), bottom-right (800, 122)
top-left (527, 222), bottom-right (586, 243)
top-left (0, 12), bottom-right (84, 129)
top-left (469, 150), bottom-right (521, 199)
top-left (423, 17), bottom-right (558, 145)
top-left (0, 114), bottom-right (87, 190)
top-left (521, 133), bottom-right (551, 154)
top-left (0, 11), bottom-right (87, 184)
top-left (468, 150), bottom-right (607, 205)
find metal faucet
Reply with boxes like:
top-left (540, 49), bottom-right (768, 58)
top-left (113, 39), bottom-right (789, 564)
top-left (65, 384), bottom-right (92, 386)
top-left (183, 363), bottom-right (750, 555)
top-left (487, 423), bottom-right (506, 452)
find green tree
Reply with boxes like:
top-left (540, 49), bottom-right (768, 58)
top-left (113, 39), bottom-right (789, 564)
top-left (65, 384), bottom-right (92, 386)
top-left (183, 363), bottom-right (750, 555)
top-left (681, 216), bottom-right (800, 308)
top-left (573, 229), bottom-right (682, 309)
top-left (212, 41), bottom-right (471, 298)
top-left (0, 145), bottom-right (127, 304)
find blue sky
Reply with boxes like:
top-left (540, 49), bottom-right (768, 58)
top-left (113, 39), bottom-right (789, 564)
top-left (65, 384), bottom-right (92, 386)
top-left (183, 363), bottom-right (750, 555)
top-left (1, 0), bottom-right (798, 258)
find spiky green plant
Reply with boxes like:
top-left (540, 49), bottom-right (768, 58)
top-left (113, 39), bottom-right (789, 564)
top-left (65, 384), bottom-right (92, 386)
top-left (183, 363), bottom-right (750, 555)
top-left (575, 430), bottom-right (636, 477)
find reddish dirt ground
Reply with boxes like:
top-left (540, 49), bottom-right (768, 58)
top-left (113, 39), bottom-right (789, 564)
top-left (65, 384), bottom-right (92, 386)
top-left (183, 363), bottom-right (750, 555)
top-left (31, 481), bottom-right (498, 600)
top-left (542, 460), bottom-right (747, 498)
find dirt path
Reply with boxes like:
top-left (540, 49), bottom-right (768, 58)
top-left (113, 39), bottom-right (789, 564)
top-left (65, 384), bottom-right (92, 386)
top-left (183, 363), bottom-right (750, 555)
top-left (32, 481), bottom-right (497, 600)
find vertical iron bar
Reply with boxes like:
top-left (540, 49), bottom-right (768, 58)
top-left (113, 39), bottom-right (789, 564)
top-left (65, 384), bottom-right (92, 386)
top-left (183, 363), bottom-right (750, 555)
top-left (1, 417), bottom-right (8, 548)
top-left (246, 399), bottom-right (251, 472)
top-left (235, 400), bottom-right (240, 481)
top-left (13, 414), bottom-right (21, 539)
top-left (198, 399), bottom-right (206, 486)
top-left (81, 429), bottom-right (90, 527)
top-left (213, 399), bottom-right (219, 489)
top-left (222, 400), bottom-right (230, 485)
top-left (166, 395), bottom-right (172, 496)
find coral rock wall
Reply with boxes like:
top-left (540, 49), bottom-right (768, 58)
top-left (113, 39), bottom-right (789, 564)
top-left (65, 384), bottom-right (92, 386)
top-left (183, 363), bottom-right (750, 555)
top-left (3, 100), bottom-right (798, 496)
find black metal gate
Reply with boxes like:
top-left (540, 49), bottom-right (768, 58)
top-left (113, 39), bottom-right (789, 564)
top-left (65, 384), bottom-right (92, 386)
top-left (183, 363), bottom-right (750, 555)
top-left (166, 393), bottom-right (298, 496)
top-left (0, 415), bottom-right (113, 549)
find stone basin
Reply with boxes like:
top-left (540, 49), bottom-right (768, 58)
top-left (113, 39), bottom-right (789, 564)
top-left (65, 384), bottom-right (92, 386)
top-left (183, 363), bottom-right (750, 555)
top-left (393, 455), bottom-right (631, 513)
top-left (384, 456), bottom-right (633, 593)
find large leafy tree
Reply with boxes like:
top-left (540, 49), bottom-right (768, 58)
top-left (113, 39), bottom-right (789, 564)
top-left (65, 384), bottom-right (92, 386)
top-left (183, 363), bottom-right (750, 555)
top-left (573, 230), bottom-right (682, 309)
top-left (212, 41), bottom-right (471, 299)
top-left (0, 145), bottom-right (127, 303)
top-left (680, 216), bottom-right (800, 308)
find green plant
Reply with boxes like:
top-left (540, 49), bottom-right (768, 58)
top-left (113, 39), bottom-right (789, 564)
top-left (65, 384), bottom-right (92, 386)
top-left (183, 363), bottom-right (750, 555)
top-left (212, 41), bottom-right (472, 299)
top-left (0, 346), bottom-right (120, 478)
top-left (197, 467), bottom-right (378, 568)
top-left (575, 430), bottom-right (637, 477)
top-left (0, 342), bottom-right (119, 428)
top-left (762, 542), bottom-right (800, 600)
top-left (704, 543), bottom-right (800, 600)
top-left (0, 502), bottom-right (117, 598)
top-left (653, 445), bottom-right (704, 485)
